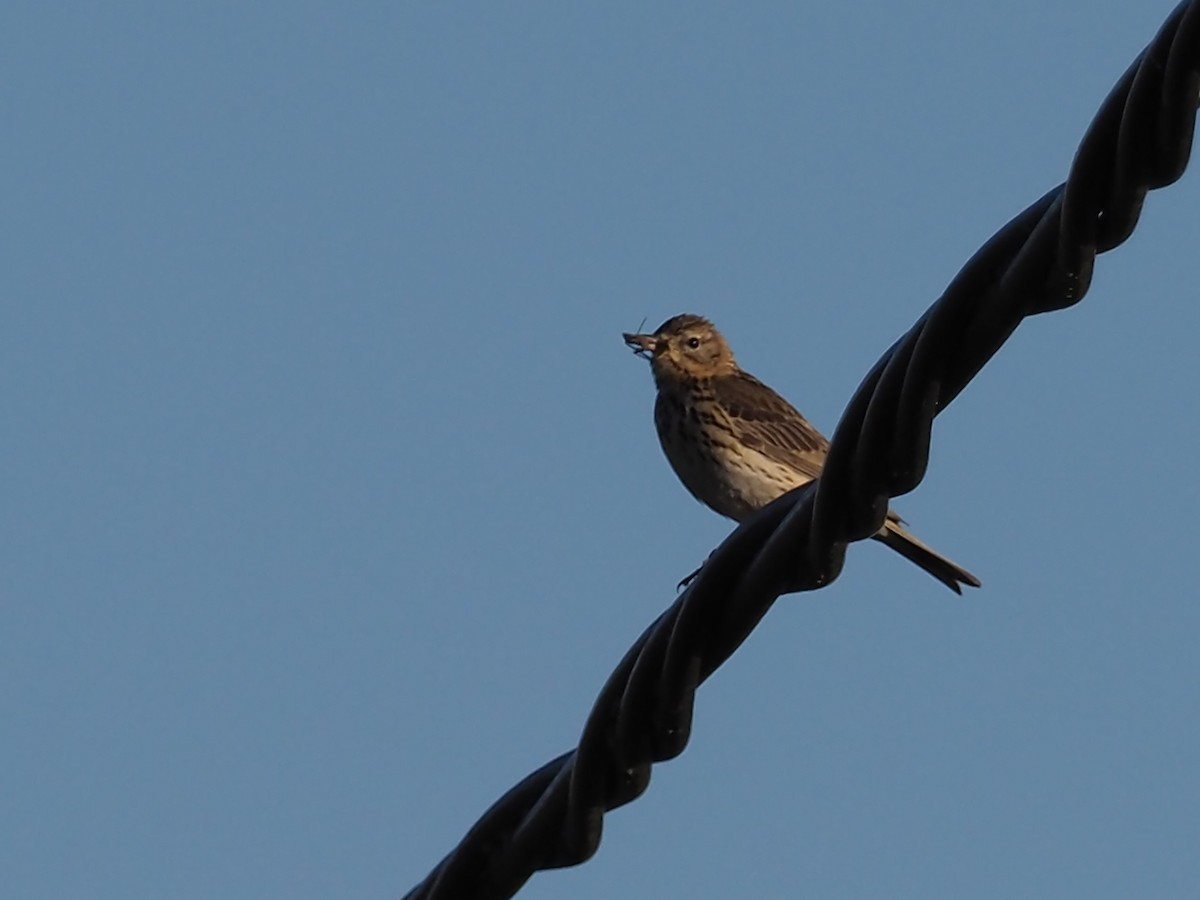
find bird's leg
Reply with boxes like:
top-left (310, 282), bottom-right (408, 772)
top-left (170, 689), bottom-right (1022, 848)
top-left (676, 566), bottom-right (700, 591)
top-left (677, 558), bottom-right (707, 591)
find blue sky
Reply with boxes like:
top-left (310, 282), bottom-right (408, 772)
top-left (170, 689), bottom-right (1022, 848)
top-left (3, 3), bottom-right (1198, 899)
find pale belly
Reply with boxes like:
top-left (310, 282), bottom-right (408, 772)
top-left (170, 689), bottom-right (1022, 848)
top-left (659, 414), bottom-right (813, 523)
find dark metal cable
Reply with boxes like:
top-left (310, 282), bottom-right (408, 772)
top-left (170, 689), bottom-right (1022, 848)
top-left (404, 4), bottom-right (1200, 897)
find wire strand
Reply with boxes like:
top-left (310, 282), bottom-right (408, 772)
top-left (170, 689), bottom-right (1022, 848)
top-left (404, 4), bottom-right (1200, 897)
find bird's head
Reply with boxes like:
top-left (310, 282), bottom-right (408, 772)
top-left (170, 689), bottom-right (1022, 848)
top-left (623, 314), bottom-right (737, 384)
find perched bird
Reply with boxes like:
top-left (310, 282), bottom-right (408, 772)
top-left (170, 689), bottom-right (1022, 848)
top-left (623, 314), bottom-right (980, 594)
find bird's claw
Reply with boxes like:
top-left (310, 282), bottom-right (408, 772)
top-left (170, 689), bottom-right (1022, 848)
top-left (677, 563), bottom-right (703, 591)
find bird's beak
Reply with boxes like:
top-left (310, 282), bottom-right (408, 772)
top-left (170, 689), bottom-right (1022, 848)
top-left (623, 332), bottom-right (660, 358)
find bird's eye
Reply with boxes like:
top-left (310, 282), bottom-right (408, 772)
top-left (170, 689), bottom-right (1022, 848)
top-left (686, 337), bottom-right (701, 349)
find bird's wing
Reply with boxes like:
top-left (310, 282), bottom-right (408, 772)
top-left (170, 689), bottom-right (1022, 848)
top-left (710, 372), bottom-right (830, 480)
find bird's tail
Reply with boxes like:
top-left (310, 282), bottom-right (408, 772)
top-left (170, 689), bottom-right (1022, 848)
top-left (873, 518), bottom-right (981, 595)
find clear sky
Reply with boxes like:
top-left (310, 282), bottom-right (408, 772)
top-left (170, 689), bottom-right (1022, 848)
top-left (3, 3), bottom-right (1198, 899)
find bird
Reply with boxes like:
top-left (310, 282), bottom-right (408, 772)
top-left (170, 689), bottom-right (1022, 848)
top-left (622, 314), bottom-right (980, 594)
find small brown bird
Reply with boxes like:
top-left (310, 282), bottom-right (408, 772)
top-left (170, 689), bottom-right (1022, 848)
top-left (623, 314), bottom-right (980, 594)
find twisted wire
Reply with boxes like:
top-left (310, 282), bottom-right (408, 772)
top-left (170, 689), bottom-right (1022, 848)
top-left (404, 4), bottom-right (1200, 897)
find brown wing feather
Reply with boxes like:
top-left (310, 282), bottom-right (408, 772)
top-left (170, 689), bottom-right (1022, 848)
top-left (709, 371), bottom-right (830, 480)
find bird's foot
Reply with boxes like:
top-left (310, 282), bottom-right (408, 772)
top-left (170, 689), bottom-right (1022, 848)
top-left (677, 563), bottom-right (703, 591)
